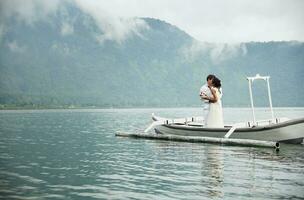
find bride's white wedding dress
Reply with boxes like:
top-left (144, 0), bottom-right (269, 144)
top-left (205, 88), bottom-right (224, 128)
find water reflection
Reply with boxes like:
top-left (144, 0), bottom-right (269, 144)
top-left (204, 145), bottom-right (224, 198)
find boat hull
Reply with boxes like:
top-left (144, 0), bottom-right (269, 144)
top-left (154, 118), bottom-right (304, 144)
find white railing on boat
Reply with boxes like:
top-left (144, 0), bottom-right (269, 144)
top-left (247, 74), bottom-right (275, 126)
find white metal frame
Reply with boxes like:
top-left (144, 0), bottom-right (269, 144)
top-left (246, 74), bottom-right (275, 125)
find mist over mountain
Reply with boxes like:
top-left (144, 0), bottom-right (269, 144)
top-left (0, 1), bottom-right (303, 108)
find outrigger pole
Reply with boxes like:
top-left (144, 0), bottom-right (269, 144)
top-left (246, 74), bottom-right (275, 125)
top-left (116, 131), bottom-right (280, 150)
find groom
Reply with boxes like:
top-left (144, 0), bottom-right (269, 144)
top-left (199, 74), bottom-right (216, 124)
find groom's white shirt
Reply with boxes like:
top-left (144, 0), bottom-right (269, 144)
top-left (200, 84), bottom-right (212, 110)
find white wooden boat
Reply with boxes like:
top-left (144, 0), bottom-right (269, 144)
top-left (146, 74), bottom-right (304, 144)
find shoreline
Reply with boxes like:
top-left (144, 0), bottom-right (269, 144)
top-left (1, 106), bottom-right (304, 111)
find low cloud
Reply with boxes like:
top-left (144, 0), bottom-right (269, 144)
top-left (74, 0), bottom-right (149, 43)
top-left (93, 17), bottom-right (149, 44)
top-left (69, 0), bottom-right (304, 43)
top-left (0, 0), bottom-right (60, 25)
top-left (180, 40), bottom-right (211, 61)
top-left (1, 0), bottom-right (303, 43)
top-left (181, 41), bottom-right (247, 64)
top-left (0, 0), bottom-right (149, 43)
top-left (0, 0), bottom-right (60, 43)
top-left (210, 43), bottom-right (247, 64)
top-left (61, 22), bottom-right (74, 36)
top-left (7, 40), bottom-right (26, 53)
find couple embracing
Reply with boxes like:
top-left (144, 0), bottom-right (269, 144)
top-left (200, 74), bottom-right (224, 128)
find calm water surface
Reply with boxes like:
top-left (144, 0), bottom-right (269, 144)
top-left (0, 108), bottom-right (303, 199)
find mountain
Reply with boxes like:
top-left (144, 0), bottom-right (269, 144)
top-left (0, 2), bottom-right (303, 108)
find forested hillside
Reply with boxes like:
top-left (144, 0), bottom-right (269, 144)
top-left (0, 2), bottom-right (303, 108)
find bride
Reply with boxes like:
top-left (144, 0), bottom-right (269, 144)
top-left (201, 77), bottom-right (224, 128)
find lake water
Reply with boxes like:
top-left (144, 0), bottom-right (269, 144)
top-left (0, 107), bottom-right (304, 199)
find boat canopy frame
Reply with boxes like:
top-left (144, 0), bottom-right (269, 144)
top-left (246, 74), bottom-right (275, 125)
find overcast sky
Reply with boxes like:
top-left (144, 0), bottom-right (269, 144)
top-left (78, 0), bottom-right (304, 43)
top-left (1, 0), bottom-right (304, 43)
